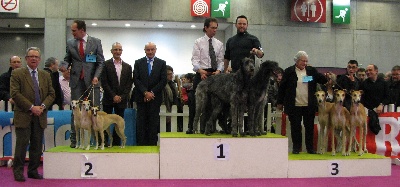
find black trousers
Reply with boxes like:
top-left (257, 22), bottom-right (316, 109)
top-left (136, 101), bottom-right (160, 146)
top-left (287, 106), bottom-right (315, 152)
top-left (102, 105), bottom-right (125, 146)
top-left (13, 116), bottom-right (44, 176)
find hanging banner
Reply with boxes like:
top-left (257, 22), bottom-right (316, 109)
top-left (291, 0), bottom-right (326, 23)
top-left (332, 0), bottom-right (350, 24)
top-left (0, 0), bottom-right (19, 13)
top-left (191, 0), bottom-right (211, 17)
top-left (211, 0), bottom-right (230, 18)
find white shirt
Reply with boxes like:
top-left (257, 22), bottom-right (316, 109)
top-left (192, 34), bottom-right (224, 72)
top-left (27, 66), bottom-right (39, 86)
top-left (59, 76), bottom-right (71, 106)
top-left (295, 66), bottom-right (308, 106)
top-left (113, 58), bottom-right (122, 84)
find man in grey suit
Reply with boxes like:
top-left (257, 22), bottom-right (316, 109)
top-left (134, 42), bottom-right (167, 146)
top-left (10, 47), bottom-right (55, 182)
top-left (62, 20), bottom-right (105, 148)
top-left (101, 42), bottom-right (133, 146)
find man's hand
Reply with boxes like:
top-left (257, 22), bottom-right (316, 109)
top-left (211, 70), bottom-right (221, 75)
top-left (376, 104), bottom-right (384, 114)
top-left (113, 95), bottom-right (122, 103)
top-left (31, 106), bottom-right (44, 116)
top-left (144, 91), bottom-right (155, 102)
top-left (8, 98), bottom-right (14, 104)
top-left (277, 104), bottom-right (283, 111)
top-left (92, 77), bottom-right (99, 85)
top-left (199, 69), bottom-right (208, 80)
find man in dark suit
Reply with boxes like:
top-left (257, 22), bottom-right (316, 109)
top-left (62, 20), bottom-right (104, 148)
top-left (277, 51), bottom-right (328, 154)
top-left (10, 47), bottom-right (55, 182)
top-left (134, 42), bottom-right (167, 146)
top-left (0, 56), bottom-right (22, 111)
top-left (43, 57), bottom-right (64, 110)
top-left (101, 42), bottom-right (133, 146)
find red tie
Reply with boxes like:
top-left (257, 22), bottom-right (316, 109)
top-left (79, 39), bottom-right (84, 79)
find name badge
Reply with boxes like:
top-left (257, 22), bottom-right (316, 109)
top-left (86, 54), bottom-right (96, 62)
top-left (302, 76), bottom-right (313, 82)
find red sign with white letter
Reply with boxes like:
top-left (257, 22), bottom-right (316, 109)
top-left (191, 0), bottom-right (211, 17)
top-left (291, 0), bottom-right (326, 23)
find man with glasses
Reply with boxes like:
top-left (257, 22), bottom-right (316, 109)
top-left (388, 65), bottom-right (400, 109)
top-left (336, 60), bottom-right (361, 110)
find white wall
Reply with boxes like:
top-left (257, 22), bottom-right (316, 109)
top-left (68, 27), bottom-right (226, 75)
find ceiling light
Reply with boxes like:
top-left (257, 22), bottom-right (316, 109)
top-left (24, 24), bottom-right (30, 28)
top-left (158, 24), bottom-right (164, 28)
top-left (190, 25), bottom-right (196, 28)
top-left (125, 23), bottom-right (131, 27)
top-left (92, 23), bottom-right (97, 26)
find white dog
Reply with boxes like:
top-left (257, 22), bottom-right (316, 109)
top-left (91, 106), bottom-right (126, 150)
top-left (71, 100), bottom-right (82, 149)
top-left (80, 100), bottom-right (93, 150)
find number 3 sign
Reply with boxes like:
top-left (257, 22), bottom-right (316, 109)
top-left (81, 154), bottom-right (97, 178)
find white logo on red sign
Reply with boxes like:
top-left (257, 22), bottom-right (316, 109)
top-left (293, 0), bottom-right (325, 22)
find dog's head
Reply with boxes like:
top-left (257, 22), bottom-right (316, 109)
top-left (351, 90), bottom-right (363, 104)
top-left (240, 57), bottom-right (256, 77)
top-left (260, 60), bottom-right (280, 77)
top-left (91, 106), bottom-right (100, 116)
top-left (315, 91), bottom-right (326, 104)
top-left (334, 89), bottom-right (346, 104)
top-left (81, 100), bottom-right (91, 111)
top-left (71, 100), bottom-right (80, 109)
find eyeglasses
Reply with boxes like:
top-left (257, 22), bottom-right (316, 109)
top-left (26, 56), bottom-right (40, 59)
top-left (347, 66), bottom-right (357, 69)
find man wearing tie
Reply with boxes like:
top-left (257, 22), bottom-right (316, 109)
top-left (133, 42), bottom-right (167, 146)
top-left (101, 42), bottom-right (133, 146)
top-left (10, 47), bottom-right (55, 182)
top-left (188, 18), bottom-right (224, 134)
top-left (62, 20), bottom-right (105, 148)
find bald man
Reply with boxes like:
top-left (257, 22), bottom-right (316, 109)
top-left (0, 56), bottom-right (22, 110)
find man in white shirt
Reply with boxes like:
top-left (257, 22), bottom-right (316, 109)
top-left (59, 65), bottom-right (71, 108)
top-left (188, 18), bottom-right (224, 134)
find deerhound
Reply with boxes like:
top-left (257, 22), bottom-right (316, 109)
top-left (193, 57), bottom-right (255, 137)
top-left (246, 60), bottom-right (279, 136)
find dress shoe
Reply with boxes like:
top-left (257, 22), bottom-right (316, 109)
top-left (28, 173), bottom-right (44, 180)
top-left (186, 129), bottom-right (193, 134)
top-left (70, 142), bottom-right (76, 148)
top-left (307, 150), bottom-right (317, 154)
top-left (14, 173), bottom-right (25, 182)
top-left (292, 150), bottom-right (300, 154)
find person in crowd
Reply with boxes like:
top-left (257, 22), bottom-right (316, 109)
top-left (277, 51), bottom-right (328, 154)
top-left (188, 17), bottom-right (224, 134)
top-left (162, 65), bottom-right (181, 132)
top-left (59, 65), bottom-right (71, 109)
top-left (182, 73), bottom-right (195, 131)
top-left (10, 47), bottom-right (55, 182)
top-left (356, 68), bottom-right (367, 82)
top-left (318, 72), bottom-right (337, 103)
top-left (384, 71), bottom-right (392, 81)
top-left (134, 42), bottom-right (167, 146)
top-left (388, 65), bottom-right (400, 109)
top-left (336, 60), bottom-right (361, 110)
top-left (360, 64), bottom-right (389, 114)
top-left (101, 42), bottom-right (133, 146)
top-left (224, 15), bottom-right (264, 73)
top-left (265, 67), bottom-right (283, 132)
top-left (44, 57), bottom-right (64, 110)
top-left (180, 74), bottom-right (189, 105)
top-left (0, 56), bottom-right (22, 111)
top-left (61, 20), bottom-right (104, 148)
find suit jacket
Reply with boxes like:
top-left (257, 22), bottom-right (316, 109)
top-left (133, 57), bottom-right (167, 105)
top-left (277, 65), bottom-right (327, 115)
top-left (44, 67), bottom-right (64, 108)
top-left (10, 67), bottom-right (55, 128)
top-left (101, 58), bottom-right (133, 108)
top-left (63, 35), bottom-right (104, 88)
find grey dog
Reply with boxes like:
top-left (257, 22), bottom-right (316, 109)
top-left (193, 57), bottom-right (255, 137)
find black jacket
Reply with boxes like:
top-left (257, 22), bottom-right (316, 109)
top-left (44, 68), bottom-right (64, 109)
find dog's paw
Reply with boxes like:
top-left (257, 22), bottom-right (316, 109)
top-left (331, 152), bottom-right (336, 156)
top-left (260, 131), bottom-right (267, 135)
top-left (120, 146), bottom-right (125, 148)
top-left (85, 146), bottom-right (90, 150)
top-left (94, 147), bottom-right (98, 150)
top-left (100, 146), bottom-right (104, 150)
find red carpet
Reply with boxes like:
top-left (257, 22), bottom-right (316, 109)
top-left (1, 164), bottom-right (398, 187)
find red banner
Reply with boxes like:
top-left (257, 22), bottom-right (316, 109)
top-left (191, 0), bottom-right (211, 17)
top-left (291, 0), bottom-right (326, 23)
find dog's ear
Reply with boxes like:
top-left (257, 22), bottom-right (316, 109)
top-left (343, 89), bottom-right (347, 92)
top-left (359, 90), bottom-right (364, 95)
top-left (350, 89), bottom-right (354, 94)
top-left (334, 89), bottom-right (338, 93)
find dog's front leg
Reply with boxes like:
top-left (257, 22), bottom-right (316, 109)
top-left (85, 128), bottom-right (91, 150)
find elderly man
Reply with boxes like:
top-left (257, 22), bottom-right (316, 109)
top-left (277, 51), bottom-right (328, 154)
top-left (388, 66), bottom-right (400, 109)
top-left (0, 56), bottom-right (22, 111)
top-left (44, 57), bottom-right (64, 110)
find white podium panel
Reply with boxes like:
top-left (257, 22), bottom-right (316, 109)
top-left (159, 133), bottom-right (288, 179)
top-left (44, 146), bottom-right (159, 179)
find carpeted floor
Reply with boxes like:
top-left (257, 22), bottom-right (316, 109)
top-left (1, 164), bottom-right (399, 187)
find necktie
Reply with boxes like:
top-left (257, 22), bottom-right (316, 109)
top-left (209, 38), bottom-right (217, 70)
top-left (79, 39), bottom-right (85, 79)
top-left (148, 59), bottom-right (152, 76)
top-left (31, 70), bottom-right (41, 106)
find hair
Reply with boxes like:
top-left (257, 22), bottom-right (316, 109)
top-left (348, 60), bottom-right (358, 66)
top-left (203, 18), bottom-right (218, 32)
top-left (25, 47), bottom-right (41, 56)
top-left (112, 42), bottom-right (122, 48)
top-left (9, 56), bottom-right (21, 63)
top-left (293, 51), bottom-right (308, 62)
top-left (45, 57), bottom-right (58, 67)
top-left (275, 67), bottom-right (284, 74)
top-left (357, 68), bottom-right (366, 73)
top-left (235, 15), bottom-right (248, 24)
top-left (166, 65), bottom-right (173, 72)
top-left (73, 20), bottom-right (86, 32)
top-left (370, 64), bottom-right (378, 71)
top-left (392, 65), bottom-right (400, 71)
top-left (377, 72), bottom-right (384, 79)
top-left (185, 73), bottom-right (195, 82)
